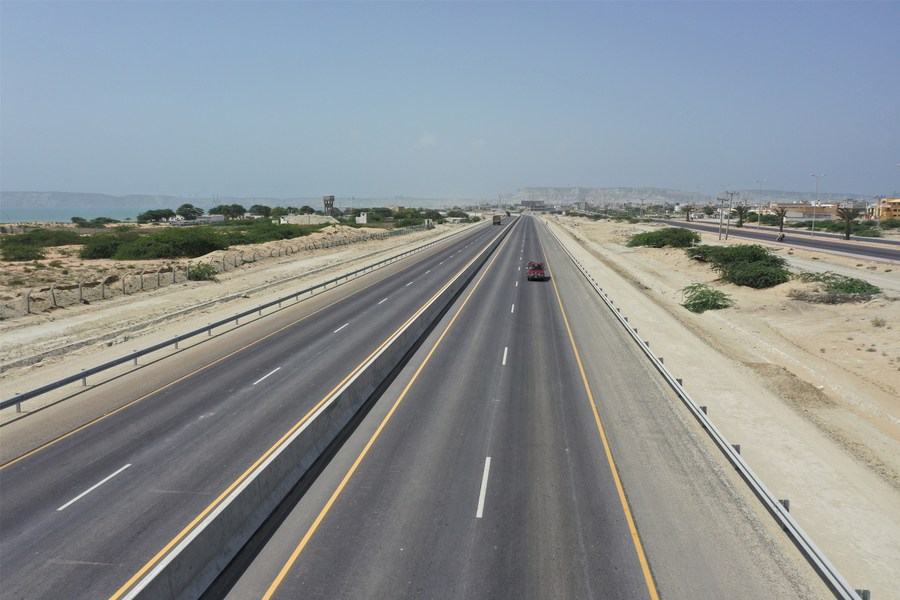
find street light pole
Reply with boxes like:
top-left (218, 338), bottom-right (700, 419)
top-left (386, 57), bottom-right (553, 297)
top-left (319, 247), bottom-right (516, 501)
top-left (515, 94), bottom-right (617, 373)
top-left (810, 173), bottom-right (825, 237)
top-left (755, 178), bottom-right (766, 229)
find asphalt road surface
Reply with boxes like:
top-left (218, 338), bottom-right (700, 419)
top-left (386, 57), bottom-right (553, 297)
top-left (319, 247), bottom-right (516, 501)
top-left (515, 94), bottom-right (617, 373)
top-left (0, 223), bottom-right (502, 599)
top-left (656, 219), bottom-right (900, 261)
top-left (224, 217), bottom-right (832, 599)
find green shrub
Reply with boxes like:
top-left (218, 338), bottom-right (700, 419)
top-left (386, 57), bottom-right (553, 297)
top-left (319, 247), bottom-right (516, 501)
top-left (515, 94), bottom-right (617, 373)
top-left (114, 228), bottom-right (228, 260)
top-left (81, 232), bottom-right (138, 259)
top-left (680, 283), bottom-right (734, 313)
top-left (1, 244), bottom-right (45, 261)
top-left (797, 272), bottom-right (881, 296)
top-left (686, 244), bottom-right (790, 288)
top-left (6, 229), bottom-right (81, 247)
top-left (627, 227), bottom-right (700, 248)
top-left (395, 218), bottom-right (425, 228)
top-left (723, 261), bottom-right (791, 288)
top-left (187, 263), bottom-right (218, 281)
top-left (1, 228), bottom-right (82, 261)
top-left (880, 219), bottom-right (900, 230)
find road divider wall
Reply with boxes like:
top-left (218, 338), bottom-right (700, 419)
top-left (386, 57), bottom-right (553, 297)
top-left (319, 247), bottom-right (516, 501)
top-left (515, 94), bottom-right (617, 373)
top-left (120, 222), bottom-right (513, 599)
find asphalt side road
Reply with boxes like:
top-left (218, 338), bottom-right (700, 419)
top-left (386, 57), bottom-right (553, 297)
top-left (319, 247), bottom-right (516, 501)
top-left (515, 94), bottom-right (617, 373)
top-left (655, 219), bottom-right (900, 261)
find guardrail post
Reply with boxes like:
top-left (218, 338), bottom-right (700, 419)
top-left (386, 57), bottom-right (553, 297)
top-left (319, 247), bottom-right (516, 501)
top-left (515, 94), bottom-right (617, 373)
top-left (79, 280), bottom-right (85, 303)
top-left (24, 289), bottom-right (32, 315)
top-left (133, 351), bottom-right (138, 365)
top-left (81, 369), bottom-right (87, 386)
top-left (658, 356), bottom-right (664, 364)
top-left (779, 499), bottom-right (790, 512)
top-left (732, 444), bottom-right (741, 454)
top-left (208, 324), bottom-right (212, 336)
top-left (50, 284), bottom-right (58, 308)
top-left (855, 589), bottom-right (871, 600)
top-left (15, 393), bottom-right (22, 413)
top-left (174, 336), bottom-right (179, 350)
top-left (676, 378), bottom-right (683, 386)
top-left (258, 305), bottom-right (262, 316)
top-left (700, 405), bottom-right (707, 414)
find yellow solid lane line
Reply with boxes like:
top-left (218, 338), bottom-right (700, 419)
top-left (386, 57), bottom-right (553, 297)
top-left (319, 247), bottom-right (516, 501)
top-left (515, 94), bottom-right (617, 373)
top-left (110, 232), bottom-right (505, 600)
top-left (262, 222), bottom-right (517, 599)
top-left (540, 230), bottom-right (660, 600)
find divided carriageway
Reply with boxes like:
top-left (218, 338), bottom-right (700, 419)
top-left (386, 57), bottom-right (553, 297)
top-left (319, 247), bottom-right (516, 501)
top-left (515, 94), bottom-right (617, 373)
top-left (1, 216), bottom-right (836, 599)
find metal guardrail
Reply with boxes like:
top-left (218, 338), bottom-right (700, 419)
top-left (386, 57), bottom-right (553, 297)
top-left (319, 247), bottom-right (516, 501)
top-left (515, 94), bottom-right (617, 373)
top-left (1, 225), bottom-right (477, 413)
top-left (543, 220), bottom-right (863, 600)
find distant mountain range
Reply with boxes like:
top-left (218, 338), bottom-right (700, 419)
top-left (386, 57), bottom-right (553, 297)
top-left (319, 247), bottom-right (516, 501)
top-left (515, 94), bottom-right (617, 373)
top-left (0, 187), bottom-right (874, 214)
top-left (0, 191), bottom-right (470, 212)
top-left (504, 187), bottom-right (868, 206)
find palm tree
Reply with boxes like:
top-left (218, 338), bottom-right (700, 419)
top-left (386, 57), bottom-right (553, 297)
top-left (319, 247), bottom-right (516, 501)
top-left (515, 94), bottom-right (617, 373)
top-left (733, 205), bottom-right (749, 227)
top-left (773, 207), bottom-right (789, 232)
top-left (836, 207), bottom-right (863, 240)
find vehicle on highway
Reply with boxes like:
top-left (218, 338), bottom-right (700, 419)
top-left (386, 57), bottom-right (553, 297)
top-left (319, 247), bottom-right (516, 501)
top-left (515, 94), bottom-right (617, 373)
top-left (493, 215), bottom-right (503, 225)
top-left (526, 260), bottom-right (546, 281)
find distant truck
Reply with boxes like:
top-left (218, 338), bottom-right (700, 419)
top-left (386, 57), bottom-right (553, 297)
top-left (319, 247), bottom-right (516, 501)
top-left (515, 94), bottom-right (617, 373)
top-left (526, 261), bottom-right (546, 281)
top-left (493, 215), bottom-right (503, 225)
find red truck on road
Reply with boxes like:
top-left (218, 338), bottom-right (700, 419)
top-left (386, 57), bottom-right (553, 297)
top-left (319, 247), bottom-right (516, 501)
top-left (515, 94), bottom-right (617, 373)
top-left (526, 261), bottom-right (546, 281)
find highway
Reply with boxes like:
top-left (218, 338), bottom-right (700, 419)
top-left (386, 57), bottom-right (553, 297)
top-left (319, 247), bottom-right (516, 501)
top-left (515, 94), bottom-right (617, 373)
top-left (0, 223), bottom-right (502, 598)
top-left (223, 217), bottom-right (832, 599)
top-left (656, 219), bottom-right (900, 261)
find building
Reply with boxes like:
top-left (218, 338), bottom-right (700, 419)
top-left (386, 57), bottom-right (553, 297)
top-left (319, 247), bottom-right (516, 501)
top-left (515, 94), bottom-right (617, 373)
top-left (875, 198), bottom-right (900, 221)
top-left (768, 202), bottom-right (837, 221)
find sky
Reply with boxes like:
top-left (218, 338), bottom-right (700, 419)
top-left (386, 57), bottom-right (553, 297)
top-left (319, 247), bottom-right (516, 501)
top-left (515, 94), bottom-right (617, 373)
top-left (1, 1), bottom-right (898, 200)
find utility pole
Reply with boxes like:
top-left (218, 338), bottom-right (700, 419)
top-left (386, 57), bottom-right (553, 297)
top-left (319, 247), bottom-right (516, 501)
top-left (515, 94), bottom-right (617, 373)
top-left (810, 174), bottom-right (825, 238)
top-left (755, 179), bottom-right (766, 230)
top-left (717, 195), bottom-right (726, 240)
top-left (722, 191), bottom-right (738, 240)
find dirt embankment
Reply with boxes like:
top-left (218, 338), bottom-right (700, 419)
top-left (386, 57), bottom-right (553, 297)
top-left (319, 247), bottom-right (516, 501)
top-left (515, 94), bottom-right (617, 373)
top-left (0, 224), bottom-right (455, 371)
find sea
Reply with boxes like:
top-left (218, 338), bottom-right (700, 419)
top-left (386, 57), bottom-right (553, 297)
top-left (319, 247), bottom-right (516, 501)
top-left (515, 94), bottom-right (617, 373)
top-left (0, 207), bottom-right (143, 224)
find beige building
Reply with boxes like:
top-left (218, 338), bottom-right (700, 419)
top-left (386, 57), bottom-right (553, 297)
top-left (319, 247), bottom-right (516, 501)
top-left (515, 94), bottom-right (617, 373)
top-left (768, 202), bottom-right (837, 221)
top-left (875, 198), bottom-right (900, 220)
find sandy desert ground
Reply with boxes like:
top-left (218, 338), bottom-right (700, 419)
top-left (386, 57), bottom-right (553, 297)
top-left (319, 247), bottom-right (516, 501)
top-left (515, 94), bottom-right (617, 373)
top-left (1, 217), bottom-right (897, 597)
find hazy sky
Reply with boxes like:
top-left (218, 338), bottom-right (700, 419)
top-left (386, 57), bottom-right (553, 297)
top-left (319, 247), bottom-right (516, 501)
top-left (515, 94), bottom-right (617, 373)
top-left (2, 1), bottom-right (898, 199)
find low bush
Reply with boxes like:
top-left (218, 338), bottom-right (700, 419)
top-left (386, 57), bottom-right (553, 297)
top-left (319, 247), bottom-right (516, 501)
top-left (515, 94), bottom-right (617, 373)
top-left (627, 227), bottom-right (699, 248)
top-left (686, 244), bottom-right (790, 289)
top-left (680, 283), bottom-right (733, 313)
top-left (113, 228), bottom-right (229, 260)
top-left (80, 232), bottom-right (139, 259)
top-left (1, 244), bottom-right (45, 261)
top-left (1, 228), bottom-right (82, 261)
top-left (795, 272), bottom-right (881, 302)
top-left (723, 261), bottom-right (791, 288)
top-left (187, 263), bottom-right (218, 281)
